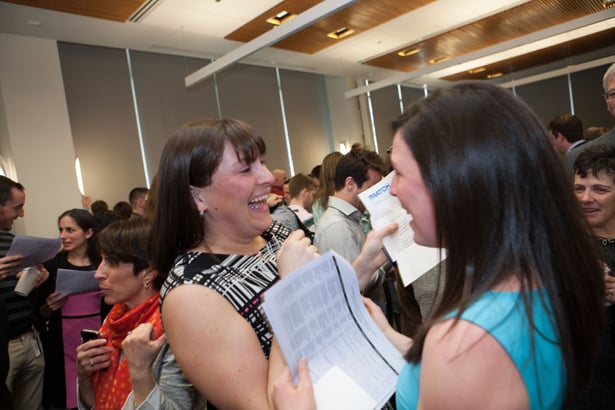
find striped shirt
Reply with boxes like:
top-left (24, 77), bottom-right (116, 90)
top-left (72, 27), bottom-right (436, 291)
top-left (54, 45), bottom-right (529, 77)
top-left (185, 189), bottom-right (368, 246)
top-left (160, 222), bottom-right (290, 358)
top-left (0, 231), bottom-right (35, 338)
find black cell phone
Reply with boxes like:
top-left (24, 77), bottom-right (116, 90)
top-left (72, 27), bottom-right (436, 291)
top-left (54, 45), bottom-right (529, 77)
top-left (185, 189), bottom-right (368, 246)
top-left (80, 329), bottom-right (100, 343)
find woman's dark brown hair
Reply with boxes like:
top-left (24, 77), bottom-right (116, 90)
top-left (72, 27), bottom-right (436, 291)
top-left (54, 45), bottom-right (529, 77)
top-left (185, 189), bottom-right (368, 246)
top-left (393, 81), bottom-right (604, 407)
top-left (149, 119), bottom-right (266, 278)
top-left (98, 218), bottom-right (162, 289)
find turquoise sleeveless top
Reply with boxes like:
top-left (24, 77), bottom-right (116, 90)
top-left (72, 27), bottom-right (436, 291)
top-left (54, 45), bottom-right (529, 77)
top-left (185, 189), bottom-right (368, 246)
top-left (396, 289), bottom-right (564, 409)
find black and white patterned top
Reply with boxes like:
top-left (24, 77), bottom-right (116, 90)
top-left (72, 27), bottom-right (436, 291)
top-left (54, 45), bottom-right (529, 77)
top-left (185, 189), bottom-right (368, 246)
top-left (160, 222), bottom-right (290, 358)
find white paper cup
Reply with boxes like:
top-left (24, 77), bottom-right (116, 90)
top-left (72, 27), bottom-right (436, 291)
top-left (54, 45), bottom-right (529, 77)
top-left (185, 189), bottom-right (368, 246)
top-left (14, 267), bottom-right (41, 296)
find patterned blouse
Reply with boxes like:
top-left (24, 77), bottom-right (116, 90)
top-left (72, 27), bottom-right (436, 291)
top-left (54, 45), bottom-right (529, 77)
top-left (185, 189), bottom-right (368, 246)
top-left (160, 222), bottom-right (290, 358)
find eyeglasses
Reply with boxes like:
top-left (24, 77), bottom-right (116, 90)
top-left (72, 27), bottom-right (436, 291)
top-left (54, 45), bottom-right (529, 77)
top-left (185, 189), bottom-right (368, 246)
top-left (604, 90), bottom-right (615, 101)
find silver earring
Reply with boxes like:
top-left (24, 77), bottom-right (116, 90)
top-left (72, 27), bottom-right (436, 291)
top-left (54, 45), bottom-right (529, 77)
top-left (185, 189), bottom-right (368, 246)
top-left (199, 210), bottom-right (206, 217)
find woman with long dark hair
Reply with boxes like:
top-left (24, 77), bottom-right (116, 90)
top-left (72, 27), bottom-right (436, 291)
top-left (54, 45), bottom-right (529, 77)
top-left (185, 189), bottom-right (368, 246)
top-left (272, 82), bottom-right (605, 409)
top-left (38, 209), bottom-right (108, 409)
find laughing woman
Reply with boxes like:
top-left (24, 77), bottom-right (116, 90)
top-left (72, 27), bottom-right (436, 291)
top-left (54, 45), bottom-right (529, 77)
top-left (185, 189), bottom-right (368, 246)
top-left (148, 119), bottom-right (370, 409)
top-left (149, 119), bottom-right (289, 409)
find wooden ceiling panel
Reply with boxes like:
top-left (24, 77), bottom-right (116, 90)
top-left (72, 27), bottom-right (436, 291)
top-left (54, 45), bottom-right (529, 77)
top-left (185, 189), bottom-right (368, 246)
top-left (2, 0), bottom-right (146, 22)
top-left (225, 0), bottom-right (321, 42)
top-left (364, 0), bottom-right (608, 73)
top-left (225, 0), bottom-right (435, 54)
top-left (443, 28), bottom-right (615, 81)
top-left (2, 0), bottom-right (611, 83)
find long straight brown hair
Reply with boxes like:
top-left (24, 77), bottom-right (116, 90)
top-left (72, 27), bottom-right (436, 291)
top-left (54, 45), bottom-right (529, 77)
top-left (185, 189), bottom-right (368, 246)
top-left (392, 81), bottom-right (604, 407)
top-left (313, 151), bottom-right (342, 212)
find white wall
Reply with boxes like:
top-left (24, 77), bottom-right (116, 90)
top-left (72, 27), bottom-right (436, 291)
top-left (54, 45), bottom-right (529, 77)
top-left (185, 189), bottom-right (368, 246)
top-left (325, 76), bottom-right (367, 151)
top-left (0, 34), bottom-right (371, 239)
top-left (0, 33), bottom-right (82, 237)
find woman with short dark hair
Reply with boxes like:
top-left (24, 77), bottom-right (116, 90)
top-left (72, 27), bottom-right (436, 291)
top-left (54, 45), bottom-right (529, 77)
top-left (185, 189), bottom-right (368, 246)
top-left (75, 219), bottom-right (204, 410)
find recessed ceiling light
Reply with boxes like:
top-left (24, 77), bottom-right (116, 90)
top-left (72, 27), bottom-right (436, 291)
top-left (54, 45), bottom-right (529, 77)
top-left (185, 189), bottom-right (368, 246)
top-left (266, 11), bottom-right (296, 26)
top-left (397, 48), bottom-right (420, 57)
top-left (26, 20), bottom-right (41, 26)
top-left (327, 27), bottom-right (355, 40)
top-left (468, 67), bottom-right (486, 74)
top-left (428, 56), bottom-right (449, 64)
top-left (487, 72), bottom-right (504, 79)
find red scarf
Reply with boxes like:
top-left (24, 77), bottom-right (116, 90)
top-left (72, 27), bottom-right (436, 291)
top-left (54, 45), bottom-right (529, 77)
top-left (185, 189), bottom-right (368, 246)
top-left (92, 292), bottom-right (163, 410)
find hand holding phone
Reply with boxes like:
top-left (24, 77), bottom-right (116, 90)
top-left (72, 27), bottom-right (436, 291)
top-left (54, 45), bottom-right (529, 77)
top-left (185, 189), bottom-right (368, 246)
top-left (81, 329), bottom-right (100, 343)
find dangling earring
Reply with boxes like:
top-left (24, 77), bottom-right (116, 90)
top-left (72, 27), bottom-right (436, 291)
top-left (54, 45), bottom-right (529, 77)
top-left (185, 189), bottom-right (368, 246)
top-left (199, 210), bottom-right (206, 217)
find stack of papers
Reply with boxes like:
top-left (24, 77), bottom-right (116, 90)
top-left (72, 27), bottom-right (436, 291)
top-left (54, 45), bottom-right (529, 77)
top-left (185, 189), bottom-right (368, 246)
top-left (261, 251), bottom-right (405, 410)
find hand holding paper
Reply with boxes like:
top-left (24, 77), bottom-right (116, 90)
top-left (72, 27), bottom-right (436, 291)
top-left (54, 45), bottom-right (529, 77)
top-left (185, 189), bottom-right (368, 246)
top-left (262, 251), bottom-right (405, 410)
top-left (6, 235), bottom-right (61, 272)
top-left (358, 172), bottom-right (446, 286)
top-left (277, 230), bottom-right (319, 279)
top-left (0, 254), bottom-right (23, 280)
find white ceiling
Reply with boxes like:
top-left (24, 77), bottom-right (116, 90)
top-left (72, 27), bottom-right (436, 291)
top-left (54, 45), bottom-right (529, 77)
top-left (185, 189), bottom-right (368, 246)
top-left (1, 0), bottom-right (614, 92)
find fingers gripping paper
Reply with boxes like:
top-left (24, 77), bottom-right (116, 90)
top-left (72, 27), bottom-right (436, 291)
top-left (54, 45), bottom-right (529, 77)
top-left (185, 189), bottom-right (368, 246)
top-left (261, 251), bottom-right (405, 409)
top-left (358, 171), bottom-right (446, 286)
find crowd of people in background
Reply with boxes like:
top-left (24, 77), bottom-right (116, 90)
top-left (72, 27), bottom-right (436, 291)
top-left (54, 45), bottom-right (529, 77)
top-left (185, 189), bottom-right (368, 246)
top-left (0, 62), bottom-right (613, 410)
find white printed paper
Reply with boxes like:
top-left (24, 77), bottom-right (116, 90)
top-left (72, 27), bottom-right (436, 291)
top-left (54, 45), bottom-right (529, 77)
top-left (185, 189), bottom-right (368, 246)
top-left (262, 251), bottom-right (405, 409)
top-left (7, 235), bottom-right (61, 271)
top-left (358, 172), bottom-right (413, 262)
top-left (314, 366), bottom-right (376, 410)
top-left (359, 171), bottom-right (446, 286)
top-left (55, 269), bottom-right (99, 295)
top-left (396, 245), bottom-right (445, 287)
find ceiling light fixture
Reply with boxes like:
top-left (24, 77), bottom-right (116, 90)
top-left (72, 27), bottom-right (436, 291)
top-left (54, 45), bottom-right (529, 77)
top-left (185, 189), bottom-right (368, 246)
top-left (327, 27), bottom-right (355, 40)
top-left (397, 48), bottom-right (420, 57)
top-left (603, 0), bottom-right (615, 9)
top-left (186, 0), bottom-right (355, 88)
top-left (487, 72), bottom-right (503, 79)
top-left (428, 56), bottom-right (449, 64)
top-left (266, 11), bottom-right (296, 26)
top-left (468, 67), bottom-right (486, 74)
top-left (346, 11), bottom-right (615, 98)
top-left (75, 157), bottom-right (85, 196)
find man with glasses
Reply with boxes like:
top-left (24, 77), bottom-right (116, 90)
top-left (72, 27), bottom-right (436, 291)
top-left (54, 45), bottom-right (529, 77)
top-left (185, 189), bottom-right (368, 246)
top-left (566, 62), bottom-right (615, 173)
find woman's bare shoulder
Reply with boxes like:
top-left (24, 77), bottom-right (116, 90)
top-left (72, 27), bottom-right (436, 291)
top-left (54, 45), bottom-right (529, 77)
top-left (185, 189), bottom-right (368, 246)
top-left (161, 283), bottom-right (271, 408)
top-left (418, 319), bottom-right (528, 409)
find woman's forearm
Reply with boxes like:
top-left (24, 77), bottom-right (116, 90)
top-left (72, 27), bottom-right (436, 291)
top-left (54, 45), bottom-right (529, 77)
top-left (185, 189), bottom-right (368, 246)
top-left (267, 338), bottom-right (289, 409)
top-left (353, 255), bottom-right (381, 291)
top-left (129, 368), bottom-right (157, 408)
top-left (78, 377), bottom-right (96, 408)
top-left (385, 326), bottom-right (413, 355)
